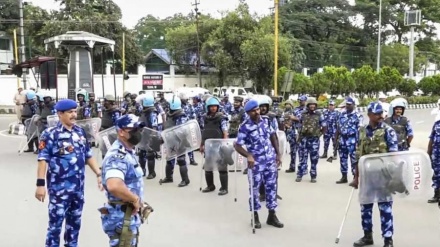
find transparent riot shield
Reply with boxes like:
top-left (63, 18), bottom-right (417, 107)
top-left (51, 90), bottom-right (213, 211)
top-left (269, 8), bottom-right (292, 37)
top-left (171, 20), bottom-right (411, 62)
top-left (277, 130), bottom-right (287, 159)
top-left (97, 127), bottom-right (117, 157)
top-left (76, 118), bottom-right (102, 142)
top-left (204, 139), bottom-right (236, 172)
top-left (47, 115), bottom-right (60, 128)
top-left (358, 149), bottom-right (431, 204)
top-left (137, 127), bottom-right (161, 153)
top-left (161, 119), bottom-right (201, 161)
top-left (26, 115), bottom-right (42, 140)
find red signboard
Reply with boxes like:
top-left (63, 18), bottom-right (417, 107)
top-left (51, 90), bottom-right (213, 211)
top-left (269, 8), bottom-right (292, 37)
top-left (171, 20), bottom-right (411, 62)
top-left (142, 74), bottom-right (163, 90)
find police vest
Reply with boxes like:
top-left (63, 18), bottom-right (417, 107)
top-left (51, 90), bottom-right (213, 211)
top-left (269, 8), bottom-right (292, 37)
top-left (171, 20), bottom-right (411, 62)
top-left (89, 102), bottom-right (99, 118)
top-left (202, 112), bottom-right (224, 141)
top-left (127, 101), bottom-right (138, 115)
top-left (22, 103), bottom-right (33, 118)
top-left (101, 107), bottom-right (119, 129)
top-left (139, 107), bottom-right (157, 129)
top-left (384, 116), bottom-right (408, 146)
top-left (164, 110), bottom-right (185, 130)
top-left (358, 124), bottom-right (389, 156)
top-left (229, 109), bottom-right (244, 135)
top-left (300, 111), bottom-right (322, 137)
top-left (40, 105), bottom-right (54, 122)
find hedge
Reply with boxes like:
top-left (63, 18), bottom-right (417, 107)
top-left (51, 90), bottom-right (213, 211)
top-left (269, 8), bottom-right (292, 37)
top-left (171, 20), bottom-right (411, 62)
top-left (281, 96), bottom-right (439, 108)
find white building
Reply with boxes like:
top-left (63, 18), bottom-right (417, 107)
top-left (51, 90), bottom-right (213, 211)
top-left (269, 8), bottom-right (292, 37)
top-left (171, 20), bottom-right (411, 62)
top-left (0, 31), bottom-right (14, 74)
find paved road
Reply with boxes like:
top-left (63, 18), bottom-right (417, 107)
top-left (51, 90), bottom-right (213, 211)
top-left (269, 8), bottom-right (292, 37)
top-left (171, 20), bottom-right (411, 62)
top-left (0, 110), bottom-right (439, 247)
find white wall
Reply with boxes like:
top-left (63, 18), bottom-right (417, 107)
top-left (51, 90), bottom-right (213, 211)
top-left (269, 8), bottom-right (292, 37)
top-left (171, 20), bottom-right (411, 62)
top-left (0, 65), bottom-right (210, 105)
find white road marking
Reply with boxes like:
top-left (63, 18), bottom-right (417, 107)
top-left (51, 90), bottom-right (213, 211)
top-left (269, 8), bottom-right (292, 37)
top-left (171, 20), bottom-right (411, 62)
top-left (0, 129), bottom-right (26, 139)
top-left (415, 121), bottom-right (425, 124)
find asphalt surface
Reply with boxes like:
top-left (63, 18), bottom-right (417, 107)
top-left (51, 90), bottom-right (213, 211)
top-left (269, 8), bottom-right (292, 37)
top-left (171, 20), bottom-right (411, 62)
top-left (0, 109), bottom-right (439, 247)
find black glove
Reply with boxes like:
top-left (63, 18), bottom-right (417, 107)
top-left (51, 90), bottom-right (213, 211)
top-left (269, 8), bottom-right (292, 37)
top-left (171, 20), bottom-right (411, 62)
top-left (381, 161), bottom-right (409, 195)
top-left (219, 144), bottom-right (235, 166)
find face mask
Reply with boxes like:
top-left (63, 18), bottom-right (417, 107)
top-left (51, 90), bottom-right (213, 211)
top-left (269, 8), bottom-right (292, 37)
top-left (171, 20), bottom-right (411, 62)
top-left (44, 100), bottom-right (51, 105)
top-left (127, 129), bottom-right (142, 146)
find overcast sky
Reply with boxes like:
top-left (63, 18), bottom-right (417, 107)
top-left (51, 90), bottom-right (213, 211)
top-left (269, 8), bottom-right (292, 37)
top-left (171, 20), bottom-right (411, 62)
top-left (29, 0), bottom-right (273, 28)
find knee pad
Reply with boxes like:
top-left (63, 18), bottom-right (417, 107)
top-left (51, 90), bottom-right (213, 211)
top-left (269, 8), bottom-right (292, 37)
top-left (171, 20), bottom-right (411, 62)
top-left (219, 171), bottom-right (228, 175)
top-left (146, 151), bottom-right (156, 160)
top-left (177, 158), bottom-right (186, 166)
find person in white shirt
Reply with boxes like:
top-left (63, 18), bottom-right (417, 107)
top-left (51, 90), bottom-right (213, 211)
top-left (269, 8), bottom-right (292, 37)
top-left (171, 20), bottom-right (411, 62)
top-left (378, 93), bottom-right (390, 118)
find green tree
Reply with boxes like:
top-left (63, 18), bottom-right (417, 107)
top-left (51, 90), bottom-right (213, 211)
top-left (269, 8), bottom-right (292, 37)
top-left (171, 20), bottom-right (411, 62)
top-left (310, 72), bottom-right (330, 97)
top-left (322, 66), bottom-right (355, 96)
top-left (378, 66), bottom-right (403, 92)
top-left (396, 78), bottom-right (417, 96)
top-left (291, 72), bottom-right (313, 95)
top-left (417, 76), bottom-right (438, 95)
top-left (352, 65), bottom-right (378, 97)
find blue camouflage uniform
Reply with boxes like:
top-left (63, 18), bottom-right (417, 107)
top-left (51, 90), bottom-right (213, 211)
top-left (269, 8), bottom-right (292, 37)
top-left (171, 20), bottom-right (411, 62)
top-left (221, 95), bottom-right (233, 115)
top-left (236, 117), bottom-right (278, 211)
top-left (84, 101), bottom-right (102, 119)
top-left (154, 103), bottom-right (165, 131)
top-left (38, 100), bottom-right (93, 247)
top-left (321, 101), bottom-right (340, 157)
top-left (282, 107), bottom-right (297, 171)
top-left (193, 99), bottom-right (205, 129)
top-left (138, 105), bottom-right (159, 179)
top-left (429, 121), bottom-right (440, 191)
top-left (100, 115), bottom-right (145, 247)
top-left (183, 102), bottom-right (197, 165)
top-left (355, 102), bottom-right (398, 243)
top-left (337, 98), bottom-right (363, 177)
top-left (297, 108), bottom-right (326, 180)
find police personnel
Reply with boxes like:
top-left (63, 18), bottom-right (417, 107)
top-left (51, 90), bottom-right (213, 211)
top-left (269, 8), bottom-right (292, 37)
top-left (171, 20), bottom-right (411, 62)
top-left (35, 99), bottom-right (102, 247)
top-left (138, 94), bottom-right (159, 179)
top-left (349, 102), bottom-right (398, 247)
top-left (234, 99), bottom-right (284, 229)
top-left (200, 97), bottom-right (230, 195)
top-left (335, 97), bottom-right (363, 184)
top-left (296, 97), bottom-right (327, 183)
top-left (428, 113), bottom-right (440, 204)
top-left (100, 114), bottom-right (149, 247)
top-left (384, 102), bottom-right (413, 151)
top-left (101, 95), bottom-right (121, 131)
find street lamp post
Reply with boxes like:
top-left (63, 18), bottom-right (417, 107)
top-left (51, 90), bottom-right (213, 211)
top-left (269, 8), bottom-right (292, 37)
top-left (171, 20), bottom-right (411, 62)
top-left (376, 0), bottom-right (382, 73)
top-left (404, 10), bottom-right (422, 80)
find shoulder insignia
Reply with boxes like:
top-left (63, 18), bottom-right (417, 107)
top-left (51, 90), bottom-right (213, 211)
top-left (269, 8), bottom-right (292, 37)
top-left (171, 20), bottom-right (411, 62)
top-left (113, 153), bottom-right (125, 159)
top-left (38, 140), bottom-right (46, 150)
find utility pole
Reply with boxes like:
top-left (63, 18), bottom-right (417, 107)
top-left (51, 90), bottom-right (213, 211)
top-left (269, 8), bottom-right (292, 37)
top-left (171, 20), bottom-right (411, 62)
top-left (376, 0), bottom-right (382, 73)
top-left (19, 0), bottom-right (27, 88)
top-left (273, 0), bottom-right (280, 96)
top-left (192, 0), bottom-right (202, 88)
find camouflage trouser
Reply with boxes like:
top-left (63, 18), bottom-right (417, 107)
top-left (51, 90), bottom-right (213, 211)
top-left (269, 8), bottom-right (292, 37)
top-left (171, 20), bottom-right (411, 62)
top-left (361, 201), bottom-right (393, 237)
top-left (431, 155), bottom-right (440, 189)
top-left (46, 192), bottom-right (84, 247)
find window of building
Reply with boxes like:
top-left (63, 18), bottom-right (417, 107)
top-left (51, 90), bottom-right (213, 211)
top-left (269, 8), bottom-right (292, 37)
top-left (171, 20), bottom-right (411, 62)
top-left (0, 38), bottom-right (10, 51)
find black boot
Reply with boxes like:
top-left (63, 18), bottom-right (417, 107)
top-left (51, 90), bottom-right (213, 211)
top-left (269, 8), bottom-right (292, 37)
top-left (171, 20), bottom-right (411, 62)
top-left (336, 175), bottom-right (348, 184)
top-left (139, 158), bottom-right (147, 177)
top-left (253, 211), bottom-right (261, 229)
top-left (33, 138), bottom-right (39, 154)
top-left (218, 172), bottom-right (228, 196)
top-left (243, 168), bottom-right (248, 175)
top-left (427, 189), bottom-right (439, 203)
top-left (160, 164), bottom-right (174, 183)
top-left (320, 150), bottom-right (328, 159)
top-left (266, 210), bottom-right (284, 228)
top-left (190, 160), bottom-right (198, 166)
top-left (146, 160), bottom-right (156, 179)
top-left (285, 167), bottom-right (295, 173)
top-left (383, 237), bottom-right (394, 247)
top-left (202, 171), bottom-right (215, 192)
top-left (353, 231), bottom-right (374, 247)
top-left (24, 140), bottom-right (34, 152)
top-left (178, 165), bottom-right (190, 187)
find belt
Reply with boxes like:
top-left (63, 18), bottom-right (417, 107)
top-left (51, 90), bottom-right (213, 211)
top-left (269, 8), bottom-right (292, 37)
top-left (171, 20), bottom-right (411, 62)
top-left (109, 202), bottom-right (132, 213)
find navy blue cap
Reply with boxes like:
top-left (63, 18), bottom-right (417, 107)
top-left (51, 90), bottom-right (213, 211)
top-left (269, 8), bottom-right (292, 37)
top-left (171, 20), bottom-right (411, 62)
top-left (368, 102), bottom-right (383, 114)
top-left (346, 97), bottom-right (355, 105)
top-left (244, 99), bottom-right (259, 112)
top-left (55, 99), bottom-right (77, 112)
top-left (115, 114), bottom-right (145, 129)
top-left (298, 95), bottom-right (307, 101)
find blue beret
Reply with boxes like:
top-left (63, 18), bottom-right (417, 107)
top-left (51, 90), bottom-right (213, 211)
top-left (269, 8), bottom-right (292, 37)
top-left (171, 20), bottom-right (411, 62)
top-left (346, 97), bottom-right (355, 105)
top-left (244, 99), bottom-right (259, 112)
top-left (368, 102), bottom-right (383, 114)
top-left (55, 99), bottom-right (77, 112)
top-left (115, 114), bottom-right (145, 129)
